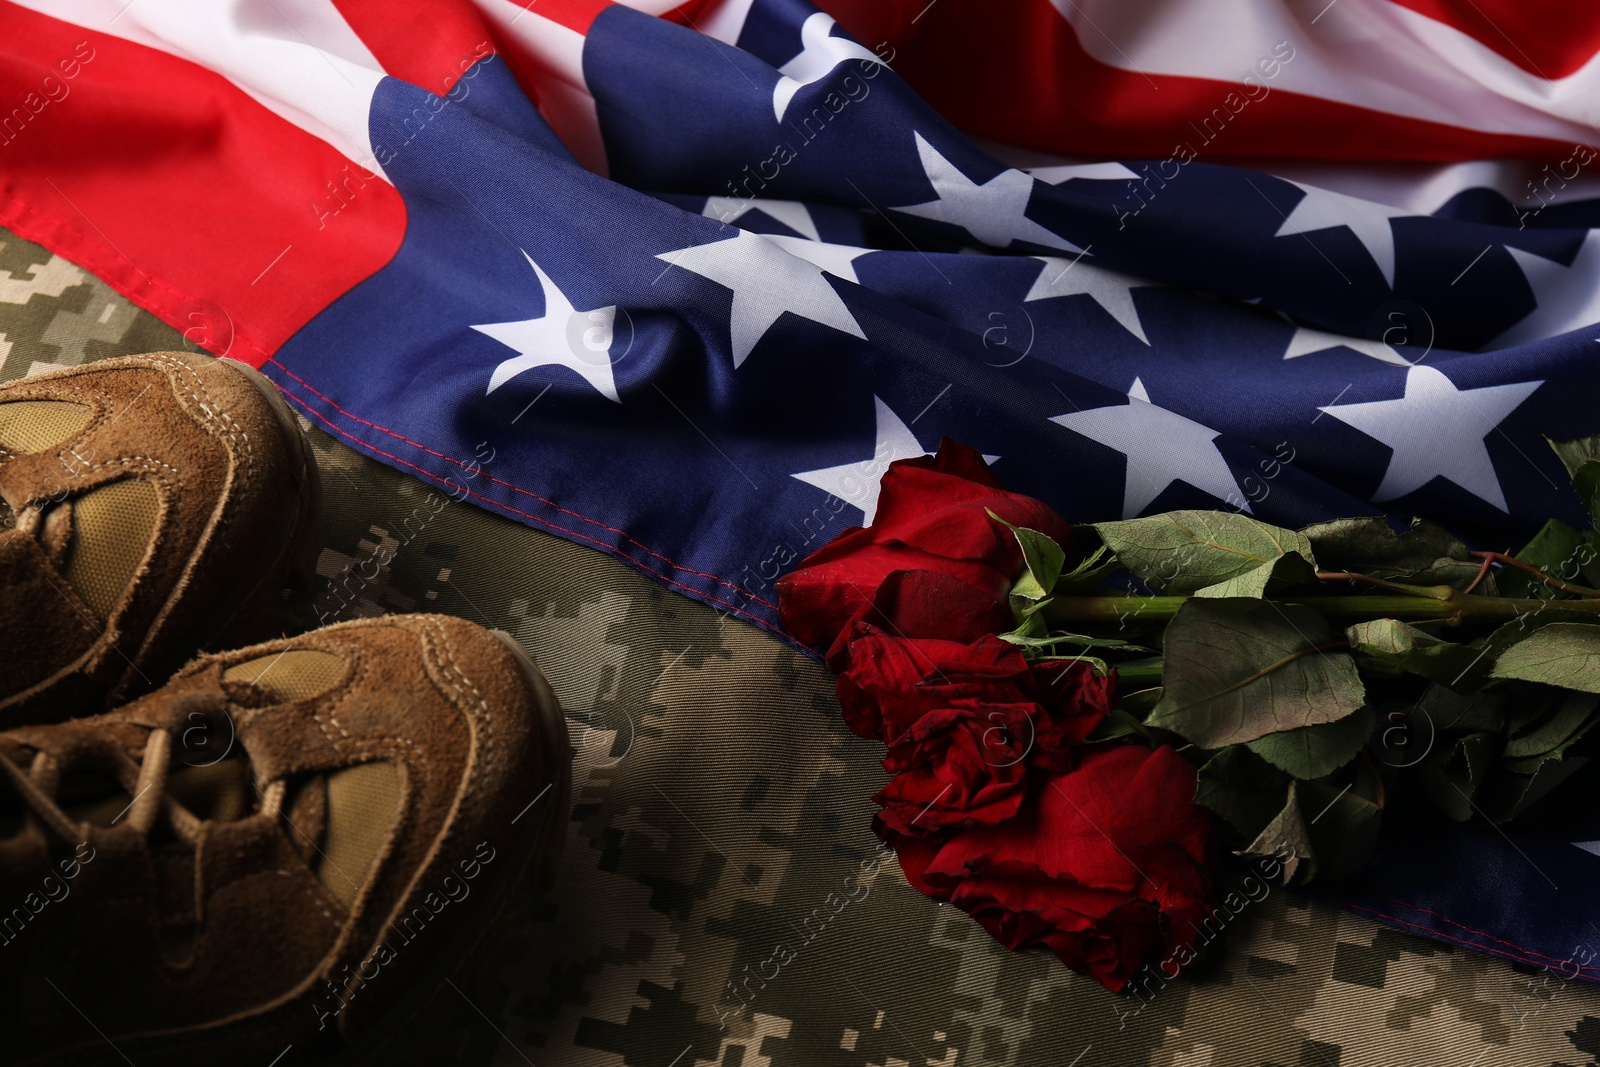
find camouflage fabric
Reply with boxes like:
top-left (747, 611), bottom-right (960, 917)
top-left (3, 228), bottom-right (1600, 1066)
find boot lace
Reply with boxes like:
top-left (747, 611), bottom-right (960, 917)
top-left (0, 694), bottom-right (273, 849)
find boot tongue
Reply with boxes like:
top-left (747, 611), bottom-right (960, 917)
top-left (36, 500), bottom-right (73, 571)
top-left (0, 481), bottom-right (156, 620)
top-left (281, 775), bottom-right (330, 872)
top-left (204, 676), bottom-right (332, 893)
top-left (214, 651), bottom-right (396, 912)
top-left (1, 396), bottom-right (157, 618)
top-left (0, 497), bottom-right (73, 572)
top-left (59, 480), bottom-right (159, 619)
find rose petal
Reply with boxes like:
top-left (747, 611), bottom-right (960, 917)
top-left (882, 744), bottom-right (1217, 991)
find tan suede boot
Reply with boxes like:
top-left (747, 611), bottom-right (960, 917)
top-left (0, 613), bottom-right (570, 1065)
top-left (0, 351), bottom-right (321, 724)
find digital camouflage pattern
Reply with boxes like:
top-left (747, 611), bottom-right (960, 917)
top-left (3, 229), bottom-right (1598, 1065)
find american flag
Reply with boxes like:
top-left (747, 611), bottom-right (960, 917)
top-left (3, 0), bottom-right (1598, 983)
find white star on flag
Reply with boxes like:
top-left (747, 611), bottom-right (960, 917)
top-left (772, 12), bottom-right (885, 122)
top-left (1281, 325), bottom-right (1411, 366)
top-left (473, 251), bottom-right (621, 402)
top-left (892, 133), bottom-right (1085, 255)
top-left (792, 396), bottom-right (998, 523)
top-left (701, 197), bottom-right (820, 240)
top-left (656, 230), bottom-right (866, 367)
top-left (1492, 231), bottom-right (1600, 349)
top-left (1027, 162), bottom-right (1140, 184)
top-left (762, 234), bottom-right (871, 283)
top-left (1025, 256), bottom-right (1154, 344)
top-left (1318, 364), bottom-right (1542, 512)
top-left (1274, 181), bottom-right (1412, 288)
top-left (1050, 378), bottom-right (1245, 517)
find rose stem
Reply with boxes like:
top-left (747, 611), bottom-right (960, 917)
top-left (1044, 590), bottom-right (1600, 628)
top-left (1468, 550), bottom-right (1600, 599)
top-left (1316, 571), bottom-right (1451, 597)
top-left (1113, 663), bottom-right (1164, 689)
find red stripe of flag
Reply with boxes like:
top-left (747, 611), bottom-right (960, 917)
top-left (885, 0), bottom-right (1581, 164)
top-left (331, 0), bottom-right (501, 93)
top-left (0, 2), bottom-right (405, 367)
top-left (1389, 0), bottom-right (1600, 79)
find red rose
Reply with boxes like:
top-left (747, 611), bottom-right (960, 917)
top-left (833, 629), bottom-right (1111, 750)
top-left (776, 439), bottom-right (1072, 650)
top-left (886, 744), bottom-right (1216, 992)
top-left (840, 631), bottom-right (1114, 836)
top-left (1026, 657), bottom-right (1119, 770)
top-left (814, 569), bottom-right (1017, 666)
top-left (874, 700), bottom-right (1035, 836)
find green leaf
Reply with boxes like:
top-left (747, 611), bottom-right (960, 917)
top-left (1417, 732), bottom-right (1499, 822)
top-left (1084, 705), bottom-right (1156, 744)
top-left (1415, 685), bottom-right (1505, 734)
top-left (1236, 779), bottom-right (1379, 885)
top-left (1014, 531), bottom-right (1065, 600)
top-left (1114, 686), bottom-right (1164, 715)
top-left (1510, 518), bottom-right (1587, 585)
top-left (1092, 512), bottom-right (1317, 597)
top-left (1148, 599), bottom-right (1367, 747)
top-left (1549, 434), bottom-right (1600, 524)
top-left (1515, 518), bottom-right (1587, 573)
top-left (1366, 700), bottom-right (1441, 769)
top-left (1497, 518), bottom-right (1600, 598)
top-left (1054, 540), bottom-right (1122, 594)
top-left (1246, 705), bottom-right (1375, 779)
top-left (1345, 618), bottom-right (1482, 687)
top-left (1505, 750), bottom-right (1582, 775)
top-left (1504, 691), bottom-right (1600, 759)
top-left (1194, 552), bottom-right (1318, 600)
top-left (1238, 778), bottom-right (1382, 885)
top-left (1575, 462), bottom-right (1600, 527)
top-left (1462, 612), bottom-right (1600, 693)
top-left (1490, 623), bottom-right (1600, 693)
top-left (1302, 516), bottom-right (1483, 592)
top-left (1299, 778), bottom-right (1382, 882)
top-left (999, 601), bottom-right (1050, 645)
top-left (1550, 434), bottom-right (1600, 477)
top-left (998, 630), bottom-right (1153, 654)
top-left (1240, 782), bottom-right (1315, 885)
top-left (989, 510), bottom-right (1067, 601)
top-left (1195, 746), bottom-right (1290, 840)
top-left (1500, 683), bottom-right (1584, 740)
top-left (1021, 651), bottom-right (1112, 676)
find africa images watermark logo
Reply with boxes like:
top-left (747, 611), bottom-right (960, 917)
top-left (0, 842), bottom-right (97, 948)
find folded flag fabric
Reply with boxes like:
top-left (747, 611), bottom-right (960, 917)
top-left (3, 0), bottom-right (1600, 982)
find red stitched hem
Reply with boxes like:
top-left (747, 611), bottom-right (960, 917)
top-left (272, 376), bottom-right (783, 634)
top-left (1322, 894), bottom-right (1600, 977)
top-left (265, 358), bottom-right (781, 612)
top-left (1367, 892), bottom-right (1600, 972)
top-left (0, 198), bottom-right (274, 367)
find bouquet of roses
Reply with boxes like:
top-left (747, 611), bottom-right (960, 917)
top-left (777, 437), bottom-right (1600, 992)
